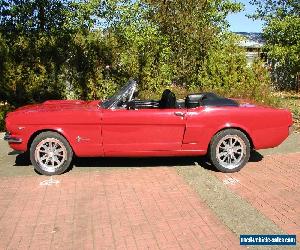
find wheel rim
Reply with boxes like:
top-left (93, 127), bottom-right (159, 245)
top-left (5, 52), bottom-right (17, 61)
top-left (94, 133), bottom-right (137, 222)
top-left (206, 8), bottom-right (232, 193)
top-left (216, 135), bottom-right (246, 169)
top-left (35, 138), bottom-right (67, 173)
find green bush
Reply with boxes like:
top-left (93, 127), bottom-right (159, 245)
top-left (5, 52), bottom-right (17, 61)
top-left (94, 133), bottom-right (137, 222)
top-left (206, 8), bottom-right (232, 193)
top-left (0, 0), bottom-right (277, 112)
top-left (0, 105), bottom-right (13, 131)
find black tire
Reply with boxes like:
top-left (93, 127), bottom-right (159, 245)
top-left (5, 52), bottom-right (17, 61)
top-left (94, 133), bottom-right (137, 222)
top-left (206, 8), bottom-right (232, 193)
top-left (209, 129), bottom-right (250, 173)
top-left (30, 131), bottom-right (73, 175)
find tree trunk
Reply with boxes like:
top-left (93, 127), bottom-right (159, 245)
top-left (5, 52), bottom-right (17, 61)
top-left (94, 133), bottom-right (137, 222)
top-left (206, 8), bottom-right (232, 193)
top-left (37, 0), bottom-right (46, 31)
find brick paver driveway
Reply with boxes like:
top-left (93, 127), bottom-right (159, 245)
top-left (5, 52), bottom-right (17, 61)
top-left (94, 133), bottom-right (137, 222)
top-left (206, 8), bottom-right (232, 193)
top-left (214, 152), bottom-right (300, 240)
top-left (0, 168), bottom-right (241, 250)
top-left (0, 132), bottom-right (299, 249)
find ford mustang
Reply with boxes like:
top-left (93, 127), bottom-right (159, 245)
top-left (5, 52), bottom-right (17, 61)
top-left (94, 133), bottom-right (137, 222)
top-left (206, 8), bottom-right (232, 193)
top-left (4, 80), bottom-right (293, 175)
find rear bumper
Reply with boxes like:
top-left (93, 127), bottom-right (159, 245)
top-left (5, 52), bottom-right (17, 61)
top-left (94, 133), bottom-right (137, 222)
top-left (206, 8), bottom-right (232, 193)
top-left (3, 132), bottom-right (23, 143)
top-left (289, 125), bottom-right (294, 135)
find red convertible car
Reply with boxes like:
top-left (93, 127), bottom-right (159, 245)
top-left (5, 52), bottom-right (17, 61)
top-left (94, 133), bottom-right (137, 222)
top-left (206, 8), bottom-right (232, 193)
top-left (4, 80), bottom-right (293, 175)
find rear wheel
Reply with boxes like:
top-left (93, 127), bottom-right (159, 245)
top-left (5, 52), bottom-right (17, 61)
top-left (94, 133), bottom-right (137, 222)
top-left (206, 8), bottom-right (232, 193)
top-left (30, 132), bottom-right (73, 175)
top-left (209, 129), bottom-right (250, 173)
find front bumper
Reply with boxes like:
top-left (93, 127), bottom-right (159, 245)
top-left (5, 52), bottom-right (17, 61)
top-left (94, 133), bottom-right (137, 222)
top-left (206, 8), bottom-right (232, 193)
top-left (3, 132), bottom-right (23, 143)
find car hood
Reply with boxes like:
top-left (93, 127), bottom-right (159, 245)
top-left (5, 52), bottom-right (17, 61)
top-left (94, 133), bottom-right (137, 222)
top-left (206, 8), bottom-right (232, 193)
top-left (14, 100), bottom-right (102, 113)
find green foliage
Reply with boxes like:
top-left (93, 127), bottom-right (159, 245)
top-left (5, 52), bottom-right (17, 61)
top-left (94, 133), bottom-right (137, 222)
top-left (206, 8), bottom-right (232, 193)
top-left (264, 15), bottom-right (300, 90)
top-left (250, 0), bottom-right (299, 20)
top-left (197, 33), bottom-right (274, 104)
top-left (0, 0), bottom-right (275, 129)
top-left (142, 0), bottom-right (243, 87)
top-left (0, 104), bottom-right (12, 131)
top-left (250, 0), bottom-right (300, 90)
top-left (0, 34), bottom-right (68, 106)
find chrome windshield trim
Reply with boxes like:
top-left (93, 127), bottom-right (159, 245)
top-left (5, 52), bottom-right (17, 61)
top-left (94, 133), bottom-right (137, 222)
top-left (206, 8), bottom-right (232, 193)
top-left (101, 80), bottom-right (137, 109)
top-left (4, 132), bottom-right (22, 143)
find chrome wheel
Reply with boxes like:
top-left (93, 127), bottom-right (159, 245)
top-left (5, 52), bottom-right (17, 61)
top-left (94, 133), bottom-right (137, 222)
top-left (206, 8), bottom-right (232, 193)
top-left (216, 135), bottom-right (246, 170)
top-left (34, 138), bottom-right (67, 173)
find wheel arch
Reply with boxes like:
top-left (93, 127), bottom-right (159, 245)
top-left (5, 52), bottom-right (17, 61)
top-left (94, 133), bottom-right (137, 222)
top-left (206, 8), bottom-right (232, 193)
top-left (209, 127), bottom-right (254, 150)
top-left (27, 129), bottom-right (75, 155)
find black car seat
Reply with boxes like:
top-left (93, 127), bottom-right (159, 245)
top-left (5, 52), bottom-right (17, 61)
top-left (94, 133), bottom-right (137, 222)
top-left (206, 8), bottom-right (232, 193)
top-left (159, 89), bottom-right (176, 109)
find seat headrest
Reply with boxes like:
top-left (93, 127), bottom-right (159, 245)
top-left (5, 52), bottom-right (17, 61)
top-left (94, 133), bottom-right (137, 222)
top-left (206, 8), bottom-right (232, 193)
top-left (160, 89), bottom-right (176, 109)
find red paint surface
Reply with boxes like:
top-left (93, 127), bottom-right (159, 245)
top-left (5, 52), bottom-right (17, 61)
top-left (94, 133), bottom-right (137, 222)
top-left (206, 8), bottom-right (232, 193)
top-left (5, 100), bottom-right (293, 157)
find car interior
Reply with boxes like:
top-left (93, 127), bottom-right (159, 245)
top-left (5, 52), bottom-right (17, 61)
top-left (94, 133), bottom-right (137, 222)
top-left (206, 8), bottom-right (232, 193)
top-left (126, 89), bottom-right (239, 110)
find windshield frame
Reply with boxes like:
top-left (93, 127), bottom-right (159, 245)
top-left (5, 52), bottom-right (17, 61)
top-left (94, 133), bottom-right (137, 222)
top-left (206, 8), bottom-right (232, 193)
top-left (100, 80), bottom-right (137, 109)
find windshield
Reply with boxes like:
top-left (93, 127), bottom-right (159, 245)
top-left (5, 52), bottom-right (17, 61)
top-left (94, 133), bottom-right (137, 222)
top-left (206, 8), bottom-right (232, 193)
top-left (101, 80), bottom-right (137, 109)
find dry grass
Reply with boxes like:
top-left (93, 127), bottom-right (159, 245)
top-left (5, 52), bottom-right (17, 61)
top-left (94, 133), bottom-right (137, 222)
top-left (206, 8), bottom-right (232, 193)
top-left (272, 91), bottom-right (300, 131)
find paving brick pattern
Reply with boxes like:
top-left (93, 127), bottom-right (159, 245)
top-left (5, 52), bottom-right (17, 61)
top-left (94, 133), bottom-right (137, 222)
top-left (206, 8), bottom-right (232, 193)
top-left (0, 168), bottom-right (241, 250)
top-left (214, 152), bottom-right (300, 239)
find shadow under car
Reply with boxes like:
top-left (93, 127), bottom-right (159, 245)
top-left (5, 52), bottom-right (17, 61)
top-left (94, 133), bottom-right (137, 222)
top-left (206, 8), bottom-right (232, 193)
top-left (13, 150), bottom-right (264, 173)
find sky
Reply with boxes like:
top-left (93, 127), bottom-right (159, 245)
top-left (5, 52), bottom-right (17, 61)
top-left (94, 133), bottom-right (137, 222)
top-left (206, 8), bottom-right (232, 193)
top-left (227, 0), bottom-right (265, 33)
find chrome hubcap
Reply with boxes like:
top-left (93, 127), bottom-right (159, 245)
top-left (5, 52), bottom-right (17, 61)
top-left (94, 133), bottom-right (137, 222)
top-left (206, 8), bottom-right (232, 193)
top-left (35, 138), bottom-right (67, 172)
top-left (216, 135), bottom-right (246, 169)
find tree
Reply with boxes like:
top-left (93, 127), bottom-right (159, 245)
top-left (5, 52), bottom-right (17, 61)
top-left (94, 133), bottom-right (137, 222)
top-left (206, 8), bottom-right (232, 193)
top-left (0, 0), bottom-right (274, 110)
top-left (100, 0), bottom-right (244, 91)
top-left (141, 0), bottom-right (243, 87)
top-left (0, 0), bottom-right (107, 104)
top-left (250, 0), bottom-right (300, 90)
top-left (0, 0), bottom-right (70, 35)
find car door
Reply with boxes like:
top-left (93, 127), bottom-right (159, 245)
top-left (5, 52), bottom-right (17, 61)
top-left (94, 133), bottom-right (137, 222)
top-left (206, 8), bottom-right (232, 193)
top-left (101, 108), bottom-right (186, 154)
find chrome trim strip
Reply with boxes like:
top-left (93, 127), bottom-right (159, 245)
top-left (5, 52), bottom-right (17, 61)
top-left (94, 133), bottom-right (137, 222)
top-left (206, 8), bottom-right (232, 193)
top-left (4, 133), bottom-right (22, 143)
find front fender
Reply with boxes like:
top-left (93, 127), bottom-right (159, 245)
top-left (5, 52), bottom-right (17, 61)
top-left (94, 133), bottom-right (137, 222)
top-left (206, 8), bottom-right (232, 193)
top-left (8, 125), bottom-right (104, 157)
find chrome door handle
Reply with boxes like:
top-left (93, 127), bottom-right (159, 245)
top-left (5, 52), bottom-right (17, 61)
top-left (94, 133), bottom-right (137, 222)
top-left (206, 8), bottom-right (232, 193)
top-left (174, 111), bottom-right (185, 117)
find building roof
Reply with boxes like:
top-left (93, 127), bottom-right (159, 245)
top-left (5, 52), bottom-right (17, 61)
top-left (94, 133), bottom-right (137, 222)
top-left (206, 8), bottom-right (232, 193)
top-left (235, 32), bottom-right (265, 48)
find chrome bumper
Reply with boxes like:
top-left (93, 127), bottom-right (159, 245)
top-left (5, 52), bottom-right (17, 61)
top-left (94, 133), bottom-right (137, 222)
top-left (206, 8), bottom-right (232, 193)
top-left (289, 126), bottom-right (294, 135)
top-left (4, 132), bottom-right (22, 143)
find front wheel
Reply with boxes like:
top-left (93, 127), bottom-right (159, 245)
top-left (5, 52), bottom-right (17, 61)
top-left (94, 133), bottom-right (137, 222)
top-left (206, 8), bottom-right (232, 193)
top-left (209, 129), bottom-right (250, 173)
top-left (30, 132), bottom-right (73, 175)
